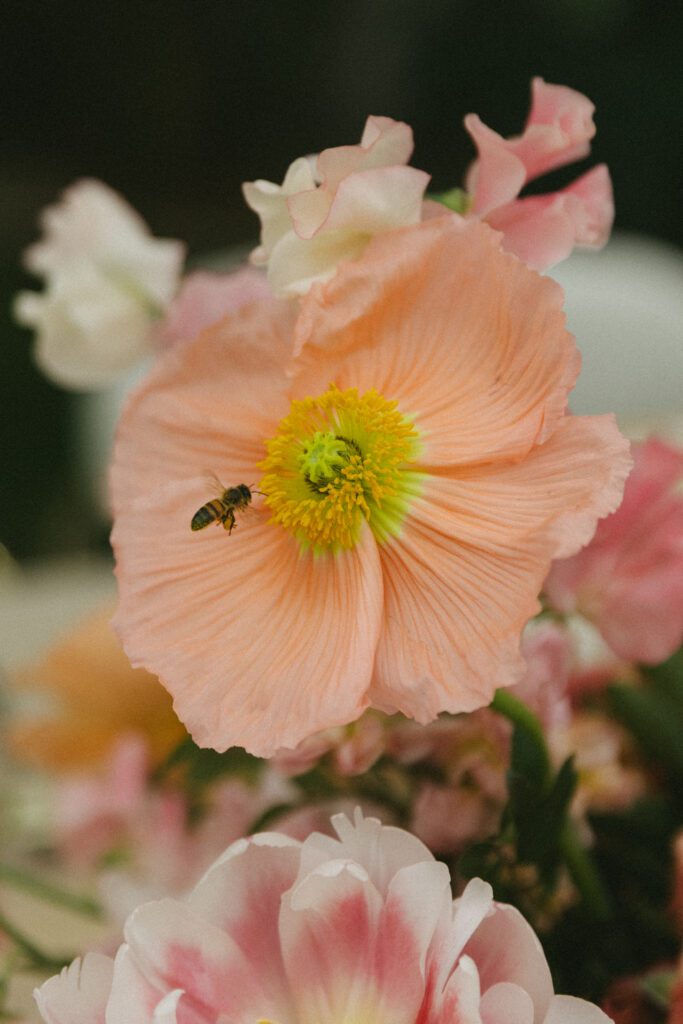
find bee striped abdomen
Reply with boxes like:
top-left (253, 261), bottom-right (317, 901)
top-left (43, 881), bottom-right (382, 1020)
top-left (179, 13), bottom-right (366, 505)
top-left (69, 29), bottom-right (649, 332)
top-left (191, 499), bottom-right (226, 531)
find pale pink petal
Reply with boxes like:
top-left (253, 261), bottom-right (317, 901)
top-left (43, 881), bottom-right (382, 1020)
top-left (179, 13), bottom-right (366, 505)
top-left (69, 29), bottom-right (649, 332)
top-left (124, 898), bottom-right (282, 1024)
top-left (297, 809), bottom-right (434, 896)
top-left (267, 226), bottom-right (371, 296)
top-left (290, 166), bottom-right (430, 238)
top-left (293, 216), bottom-right (580, 467)
top-left (286, 187), bottom-right (333, 239)
top-left (35, 954), bottom-right (113, 1024)
top-left (425, 877), bottom-right (494, 1002)
top-left (486, 165), bottom-right (614, 270)
top-left (282, 857), bottom-right (448, 1024)
top-left (317, 116), bottom-right (415, 191)
top-left (561, 164), bottom-right (614, 247)
top-left (544, 436), bottom-right (683, 663)
top-left (515, 77), bottom-right (596, 180)
top-left (106, 945), bottom-right (168, 1024)
top-left (188, 834), bottom-right (300, 1011)
top-left (462, 902), bottom-right (553, 1021)
top-left (281, 860), bottom-right (391, 1023)
top-left (480, 982), bottom-right (535, 1024)
top-left (155, 268), bottom-right (273, 349)
top-left (424, 956), bottom-right (482, 1024)
top-left (599, 574), bottom-right (683, 663)
top-left (112, 490), bottom-right (383, 755)
top-left (543, 994), bottom-right (613, 1024)
top-left (463, 114), bottom-right (527, 215)
top-left (242, 156), bottom-right (317, 258)
top-left (358, 115), bottom-right (415, 167)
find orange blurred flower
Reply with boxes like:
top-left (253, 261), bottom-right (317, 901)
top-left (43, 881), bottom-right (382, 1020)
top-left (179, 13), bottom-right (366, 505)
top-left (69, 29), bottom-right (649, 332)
top-left (7, 605), bottom-right (185, 770)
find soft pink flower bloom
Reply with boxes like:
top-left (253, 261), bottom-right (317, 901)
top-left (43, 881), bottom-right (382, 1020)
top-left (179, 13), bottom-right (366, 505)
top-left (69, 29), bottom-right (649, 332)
top-left (463, 77), bottom-right (614, 270)
top-left (35, 811), bottom-right (612, 1024)
top-left (272, 714), bottom-right (385, 778)
top-left (545, 437), bottom-right (683, 664)
top-left (111, 216), bottom-right (630, 756)
top-left (243, 115), bottom-right (430, 296)
top-left (513, 620), bottom-right (573, 730)
top-left (155, 268), bottom-right (273, 348)
top-left (549, 713), bottom-right (647, 816)
top-left (55, 735), bottom-right (287, 924)
top-left (411, 782), bottom-right (503, 856)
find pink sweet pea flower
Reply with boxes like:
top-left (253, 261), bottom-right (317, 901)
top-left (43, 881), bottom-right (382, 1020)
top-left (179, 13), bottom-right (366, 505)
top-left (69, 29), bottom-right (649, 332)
top-left (111, 216), bottom-right (630, 757)
top-left (545, 437), bottom-right (683, 664)
top-left (463, 77), bottom-right (614, 270)
top-left (243, 115), bottom-right (430, 296)
top-left (35, 811), bottom-right (612, 1024)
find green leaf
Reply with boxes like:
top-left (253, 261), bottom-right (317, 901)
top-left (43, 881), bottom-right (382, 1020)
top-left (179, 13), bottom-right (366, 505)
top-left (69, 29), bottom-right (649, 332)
top-left (642, 647), bottom-right (683, 719)
top-left (607, 682), bottom-right (683, 783)
top-left (428, 187), bottom-right (473, 214)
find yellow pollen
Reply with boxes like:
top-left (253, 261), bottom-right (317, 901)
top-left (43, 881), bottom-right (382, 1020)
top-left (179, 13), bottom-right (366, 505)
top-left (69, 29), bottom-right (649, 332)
top-left (258, 384), bottom-right (423, 552)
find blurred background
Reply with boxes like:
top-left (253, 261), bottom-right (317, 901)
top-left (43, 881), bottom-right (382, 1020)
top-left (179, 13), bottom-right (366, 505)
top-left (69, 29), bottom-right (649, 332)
top-left (2, 0), bottom-right (682, 561)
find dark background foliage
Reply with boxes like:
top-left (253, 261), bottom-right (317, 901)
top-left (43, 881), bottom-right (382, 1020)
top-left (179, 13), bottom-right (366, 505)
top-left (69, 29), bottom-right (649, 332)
top-left (2, 0), bottom-right (682, 558)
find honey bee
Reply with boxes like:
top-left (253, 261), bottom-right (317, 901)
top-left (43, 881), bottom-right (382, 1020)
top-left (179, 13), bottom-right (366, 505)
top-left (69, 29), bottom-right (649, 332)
top-left (191, 475), bottom-right (256, 534)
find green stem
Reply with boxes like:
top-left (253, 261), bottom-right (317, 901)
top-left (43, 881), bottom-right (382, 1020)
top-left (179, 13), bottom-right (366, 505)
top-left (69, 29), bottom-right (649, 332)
top-left (492, 689), bottom-right (613, 920)
top-left (0, 911), bottom-right (72, 972)
top-left (491, 689), bottom-right (551, 779)
top-left (0, 863), bottom-right (103, 920)
top-left (559, 820), bottom-right (612, 921)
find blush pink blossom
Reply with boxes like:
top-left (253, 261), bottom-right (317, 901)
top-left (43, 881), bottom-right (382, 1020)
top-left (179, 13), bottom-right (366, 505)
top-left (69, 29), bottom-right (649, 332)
top-left (35, 811), bottom-right (612, 1024)
top-left (545, 437), bottom-right (683, 664)
top-left (155, 267), bottom-right (274, 348)
top-left (463, 77), bottom-right (614, 270)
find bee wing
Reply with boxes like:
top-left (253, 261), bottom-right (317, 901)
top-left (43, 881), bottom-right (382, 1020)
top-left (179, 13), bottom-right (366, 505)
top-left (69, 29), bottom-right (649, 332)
top-left (202, 470), bottom-right (226, 497)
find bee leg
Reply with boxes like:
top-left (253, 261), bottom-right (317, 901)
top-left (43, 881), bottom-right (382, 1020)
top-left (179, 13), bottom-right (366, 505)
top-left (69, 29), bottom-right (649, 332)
top-left (223, 511), bottom-right (236, 533)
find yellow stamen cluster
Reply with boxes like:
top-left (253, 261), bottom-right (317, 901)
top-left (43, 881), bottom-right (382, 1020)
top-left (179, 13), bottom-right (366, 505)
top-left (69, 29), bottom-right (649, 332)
top-left (259, 384), bottom-right (423, 552)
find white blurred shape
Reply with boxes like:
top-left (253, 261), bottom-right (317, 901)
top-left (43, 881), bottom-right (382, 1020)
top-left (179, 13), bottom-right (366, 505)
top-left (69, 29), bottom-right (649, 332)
top-left (550, 232), bottom-right (683, 418)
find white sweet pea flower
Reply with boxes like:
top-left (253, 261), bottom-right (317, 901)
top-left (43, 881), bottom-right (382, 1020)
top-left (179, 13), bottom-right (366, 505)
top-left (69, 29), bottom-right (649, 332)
top-left (243, 116), bottom-right (430, 297)
top-left (14, 179), bottom-right (185, 390)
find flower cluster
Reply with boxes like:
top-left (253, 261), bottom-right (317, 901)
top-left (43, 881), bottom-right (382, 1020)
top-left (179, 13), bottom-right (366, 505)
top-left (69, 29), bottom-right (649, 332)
top-left (9, 73), bottom-right (683, 1024)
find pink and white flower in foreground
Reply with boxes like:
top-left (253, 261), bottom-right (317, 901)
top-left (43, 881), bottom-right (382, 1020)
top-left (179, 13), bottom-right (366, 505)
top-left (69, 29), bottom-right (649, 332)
top-left (111, 216), bottom-right (630, 756)
top-left (545, 437), bottom-right (683, 664)
top-left (463, 77), bottom-right (613, 270)
top-left (14, 179), bottom-right (185, 389)
top-left (243, 115), bottom-right (430, 296)
top-left (35, 811), bottom-right (612, 1024)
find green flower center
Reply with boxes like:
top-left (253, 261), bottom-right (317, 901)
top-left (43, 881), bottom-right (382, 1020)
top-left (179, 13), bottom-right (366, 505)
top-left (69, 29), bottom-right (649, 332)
top-left (259, 384), bottom-right (424, 552)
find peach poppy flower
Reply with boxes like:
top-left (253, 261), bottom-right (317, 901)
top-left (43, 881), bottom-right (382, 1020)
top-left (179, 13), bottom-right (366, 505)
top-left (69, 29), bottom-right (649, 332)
top-left (111, 215), bottom-right (630, 756)
top-left (7, 605), bottom-right (185, 770)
